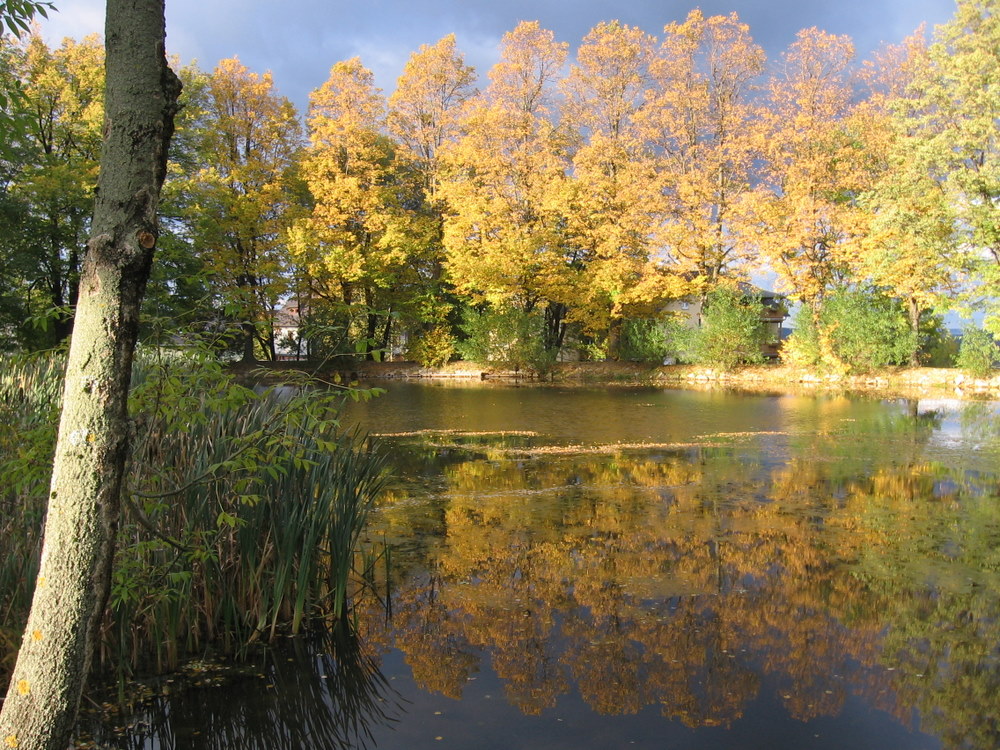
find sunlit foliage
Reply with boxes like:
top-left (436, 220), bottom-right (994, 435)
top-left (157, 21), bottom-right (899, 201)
top-left (4, 3), bottom-right (1000, 362)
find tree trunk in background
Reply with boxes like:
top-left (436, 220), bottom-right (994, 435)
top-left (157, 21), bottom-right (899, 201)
top-left (240, 320), bottom-right (258, 362)
top-left (380, 309), bottom-right (393, 358)
top-left (0, 2), bottom-right (180, 748)
top-left (908, 296), bottom-right (922, 367)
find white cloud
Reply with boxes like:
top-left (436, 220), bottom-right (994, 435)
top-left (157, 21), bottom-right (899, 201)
top-left (36, 1), bottom-right (103, 44)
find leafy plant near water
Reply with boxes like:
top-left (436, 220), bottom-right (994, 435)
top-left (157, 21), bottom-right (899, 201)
top-left (0, 352), bottom-right (63, 678)
top-left (782, 289), bottom-right (918, 373)
top-left (408, 324), bottom-right (456, 368)
top-left (456, 305), bottom-right (556, 373)
top-left (618, 317), bottom-right (693, 364)
top-left (0, 347), bottom-right (388, 682)
top-left (956, 326), bottom-right (998, 378)
top-left (688, 287), bottom-right (769, 370)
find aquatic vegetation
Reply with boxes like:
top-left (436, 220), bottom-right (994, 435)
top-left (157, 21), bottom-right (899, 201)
top-left (0, 349), bottom-right (388, 683)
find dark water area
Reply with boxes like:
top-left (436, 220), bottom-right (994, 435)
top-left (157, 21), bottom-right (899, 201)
top-left (96, 384), bottom-right (1000, 749)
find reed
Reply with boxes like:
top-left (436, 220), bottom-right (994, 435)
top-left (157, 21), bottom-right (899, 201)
top-left (0, 348), bottom-right (388, 682)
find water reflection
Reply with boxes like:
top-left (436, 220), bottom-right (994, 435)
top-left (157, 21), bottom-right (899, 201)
top-left (91, 622), bottom-right (402, 749)
top-left (347, 388), bottom-right (1000, 749)
top-left (107, 387), bottom-right (1000, 749)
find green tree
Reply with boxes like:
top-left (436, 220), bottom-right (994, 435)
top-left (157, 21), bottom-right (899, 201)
top-left (619, 318), bottom-right (668, 363)
top-left (823, 288), bottom-right (917, 372)
top-left (2, 32), bottom-right (104, 345)
top-left (141, 64), bottom-right (217, 337)
top-left (178, 57), bottom-right (302, 362)
top-left (0, 1), bottom-right (52, 35)
top-left (388, 34), bottom-right (477, 355)
top-left (856, 34), bottom-right (960, 363)
top-left (0, 1), bottom-right (181, 747)
top-left (897, 1), bottom-right (1000, 333)
top-left (619, 317), bottom-right (691, 364)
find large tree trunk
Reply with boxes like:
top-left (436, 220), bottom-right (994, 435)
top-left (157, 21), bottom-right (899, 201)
top-left (0, 3), bottom-right (180, 748)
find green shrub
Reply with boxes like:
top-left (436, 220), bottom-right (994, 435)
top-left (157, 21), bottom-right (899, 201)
top-left (956, 326), bottom-right (997, 377)
top-left (689, 287), bottom-right (769, 370)
top-left (619, 317), bottom-right (695, 364)
top-left (918, 315), bottom-right (959, 367)
top-left (619, 318), bottom-right (665, 363)
top-left (819, 289), bottom-right (917, 373)
top-left (781, 290), bottom-right (918, 372)
top-left (456, 305), bottom-right (555, 373)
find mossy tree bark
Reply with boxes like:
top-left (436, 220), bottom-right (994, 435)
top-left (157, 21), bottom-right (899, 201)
top-left (0, 2), bottom-right (180, 748)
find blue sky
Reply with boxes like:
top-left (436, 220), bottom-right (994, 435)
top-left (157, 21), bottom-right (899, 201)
top-left (41, 0), bottom-right (957, 111)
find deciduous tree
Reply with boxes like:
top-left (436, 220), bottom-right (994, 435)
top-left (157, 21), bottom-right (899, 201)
top-left (387, 34), bottom-right (476, 348)
top-left (898, 0), bottom-right (1000, 332)
top-left (560, 21), bottom-right (669, 352)
top-left (0, 0), bottom-right (53, 150)
top-left (293, 57), bottom-right (430, 358)
top-left (0, 1), bottom-right (180, 747)
top-left (439, 21), bottom-right (572, 351)
top-left (754, 29), bottom-right (864, 313)
top-left (855, 34), bottom-right (959, 359)
top-left (641, 10), bottom-right (764, 292)
top-left (388, 33), bottom-right (475, 201)
top-left (2, 32), bottom-right (104, 343)
top-left (179, 57), bottom-right (301, 361)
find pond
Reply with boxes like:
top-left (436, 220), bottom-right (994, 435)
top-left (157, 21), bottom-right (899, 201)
top-left (98, 383), bottom-right (1000, 749)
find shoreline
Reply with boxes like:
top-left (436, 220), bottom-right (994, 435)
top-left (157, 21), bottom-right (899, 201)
top-left (249, 360), bottom-right (1000, 400)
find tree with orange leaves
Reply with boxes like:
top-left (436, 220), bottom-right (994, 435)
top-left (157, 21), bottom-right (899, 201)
top-left (292, 58), bottom-right (430, 358)
top-left (387, 34), bottom-right (477, 356)
top-left (640, 10), bottom-right (765, 296)
top-left (560, 21), bottom-right (673, 353)
top-left (438, 21), bottom-right (573, 353)
top-left (753, 29), bottom-right (867, 315)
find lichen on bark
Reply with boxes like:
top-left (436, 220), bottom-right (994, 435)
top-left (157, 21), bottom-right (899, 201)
top-left (0, 2), bottom-right (181, 748)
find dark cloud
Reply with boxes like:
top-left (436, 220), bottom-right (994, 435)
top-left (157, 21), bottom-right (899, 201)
top-left (270, 0), bottom-right (954, 111)
top-left (43, 0), bottom-right (956, 112)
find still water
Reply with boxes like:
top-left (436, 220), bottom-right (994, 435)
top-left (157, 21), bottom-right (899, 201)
top-left (107, 383), bottom-right (1000, 749)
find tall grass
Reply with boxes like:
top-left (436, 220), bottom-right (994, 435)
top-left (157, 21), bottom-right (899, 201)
top-left (0, 348), bottom-right (388, 683)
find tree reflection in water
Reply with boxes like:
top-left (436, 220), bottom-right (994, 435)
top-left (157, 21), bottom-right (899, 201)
top-left (348, 391), bottom-right (1000, 749)
top-left (94, 389), bottom-right (1000, 749)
